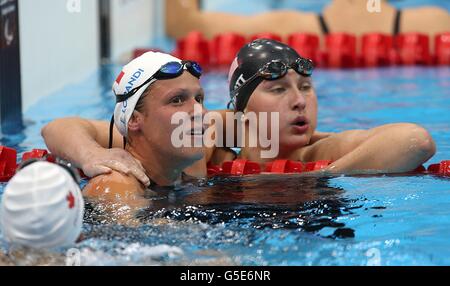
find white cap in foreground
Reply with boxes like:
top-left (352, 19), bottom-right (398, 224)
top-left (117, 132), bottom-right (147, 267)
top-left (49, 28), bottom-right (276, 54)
top-left (113, 52), bottom-right (182, 137)
top-left (0, 161), bottom-right (84, 249)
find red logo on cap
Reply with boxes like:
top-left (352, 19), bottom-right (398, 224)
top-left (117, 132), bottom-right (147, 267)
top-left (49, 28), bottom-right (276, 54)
top-left (67, 192), bottom-right (75, 209)
top-left (115, 71), bottom-right (125, 85)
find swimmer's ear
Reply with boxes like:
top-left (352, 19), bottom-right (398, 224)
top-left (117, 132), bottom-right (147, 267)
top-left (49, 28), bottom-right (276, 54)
top-left (128, 111), bottom-right (144, 132)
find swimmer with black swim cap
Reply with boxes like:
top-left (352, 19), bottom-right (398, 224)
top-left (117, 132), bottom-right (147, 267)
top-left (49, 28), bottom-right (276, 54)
top-left (227, 39), bottom-right (435, 174)
top-left (228, 39), bottom-right (314, 112)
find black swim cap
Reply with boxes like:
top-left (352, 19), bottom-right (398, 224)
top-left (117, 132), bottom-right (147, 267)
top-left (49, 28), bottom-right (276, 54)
top-left (228, 39), bottom-right (303, 112)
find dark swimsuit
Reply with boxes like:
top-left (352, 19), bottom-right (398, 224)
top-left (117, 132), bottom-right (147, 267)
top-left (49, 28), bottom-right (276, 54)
top-left (393, 10), bottom-right (402, 36)
top-left (318, 10), bottom-right (402, 35)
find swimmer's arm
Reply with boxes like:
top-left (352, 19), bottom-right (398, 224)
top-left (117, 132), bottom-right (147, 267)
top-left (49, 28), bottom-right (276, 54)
top-left (83, 171), bottom-right (148, 226)
top-left (321, 123), bottom-right (436, 174)
top-left (166, 0), bottom-right (322, 39)
top-left (41, 117), bottom-right (150, 186)
top-left (42, 117), bottom-right (123, 153)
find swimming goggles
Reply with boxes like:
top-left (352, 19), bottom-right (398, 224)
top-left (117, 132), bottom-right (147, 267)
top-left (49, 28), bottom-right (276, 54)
top-left (115, 60), bottom-right (203, 103)
top-left (17, 156), bottom-right (81, 184)
top-left (228, 58), bottom-right (314, 109)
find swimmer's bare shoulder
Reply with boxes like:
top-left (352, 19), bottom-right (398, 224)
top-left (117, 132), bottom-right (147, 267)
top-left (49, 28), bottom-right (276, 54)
top-left (83, 171), bottom-right (149, 225)
top-left (84, 170), bottom-right (145, 200)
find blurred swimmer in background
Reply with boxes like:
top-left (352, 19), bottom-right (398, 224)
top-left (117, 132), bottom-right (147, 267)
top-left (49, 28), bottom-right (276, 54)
top-left (166, 0), bottom-right (449, 50)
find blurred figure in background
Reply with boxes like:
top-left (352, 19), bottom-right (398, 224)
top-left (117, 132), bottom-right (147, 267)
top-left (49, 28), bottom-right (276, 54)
top-left (167, 0), bottom-right (449, 49)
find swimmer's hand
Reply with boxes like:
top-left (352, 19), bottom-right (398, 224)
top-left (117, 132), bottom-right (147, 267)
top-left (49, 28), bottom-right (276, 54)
top-left (81, 148), bottom-right (150, 187)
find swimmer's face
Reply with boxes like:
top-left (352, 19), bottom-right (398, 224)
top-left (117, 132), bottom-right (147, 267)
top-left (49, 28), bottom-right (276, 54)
top-left (134, 72), bottom-right (206, 163)
top-left (246, 70), bottom-right (318, 153)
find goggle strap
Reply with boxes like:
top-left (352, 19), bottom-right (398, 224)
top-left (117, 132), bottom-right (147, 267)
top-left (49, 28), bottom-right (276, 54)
top-left (109, 114), bottom-right (115, 149)
top-left (109, 113), bottom-right (127, 150)
top-left (115, 61), bottom-right (202, 103)
top-left (17, 157), bottom-right (81, 184)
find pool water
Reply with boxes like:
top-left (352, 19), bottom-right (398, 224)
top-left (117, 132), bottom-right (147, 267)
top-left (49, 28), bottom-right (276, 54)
top-left (0, 66), bottom-right (449, 265)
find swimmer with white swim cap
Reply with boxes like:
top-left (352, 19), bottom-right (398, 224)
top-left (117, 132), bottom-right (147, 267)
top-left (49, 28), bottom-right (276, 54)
top-left (37, 50), bottom-right (239, 225)
top-left (44, 52), bottom-right (231, 224)
top-left (1, 160), bottom-right (84, 249)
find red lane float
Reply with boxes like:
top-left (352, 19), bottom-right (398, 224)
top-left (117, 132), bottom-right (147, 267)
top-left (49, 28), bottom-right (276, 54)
top-left (435, 32), bottom-right (450, 66)
top-left (361, 33), bottom-right (394, 67)
top-left (0, 146), bottom-right (17, 182)
top-left (0, 147), bottom-right (83, 183)
top-left (265, 160), bottom-right (304, 173)
top-left (208, 159), bottom-right (332, 176)
top-left (222, 159), bottom-right (261, 176)
top-left (134, 31), bottom-right (450, 68)
top-left (207, 158), bottom-right (450, 177)
top-left (0, 147), bottom-right (52, 182)
top-left (175, 31), bottom-right (210, 67)
top-left (288, 33), bottom-right (322, 66)
top-left (325, 33), bottom-right (357, 68)
top-left (427, 161), bottom-right (450, 176)
top-left (413, 165), bottom-right (426, 173)
top-left (21, 149), bottom-right (48, 162)
top-left (2, 146), bottom-right (450, 182)
top-left (211, 33), bottom-right (247, 66)
top-left (305, 160), bottom-right (333, 172)
top-left (395, 33), bottom-right (431, 65)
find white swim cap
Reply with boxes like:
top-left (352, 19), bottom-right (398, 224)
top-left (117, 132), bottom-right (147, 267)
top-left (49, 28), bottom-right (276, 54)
top-left (113, 52), bottom-right (182, 137)
top-left (0, 161), bottom-right (84, 249)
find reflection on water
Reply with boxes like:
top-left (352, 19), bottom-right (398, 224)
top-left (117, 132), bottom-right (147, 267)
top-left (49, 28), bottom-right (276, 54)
top-left (4, 173), bottom-right (448, 266)
top-left (85, 175), bottom-right (359, 239)
top-left (1, 65), bottom-right (448, 265)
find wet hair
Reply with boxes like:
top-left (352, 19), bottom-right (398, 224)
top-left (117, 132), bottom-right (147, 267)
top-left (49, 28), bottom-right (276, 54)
top-left (134, 85), bottom-right (152, 113)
